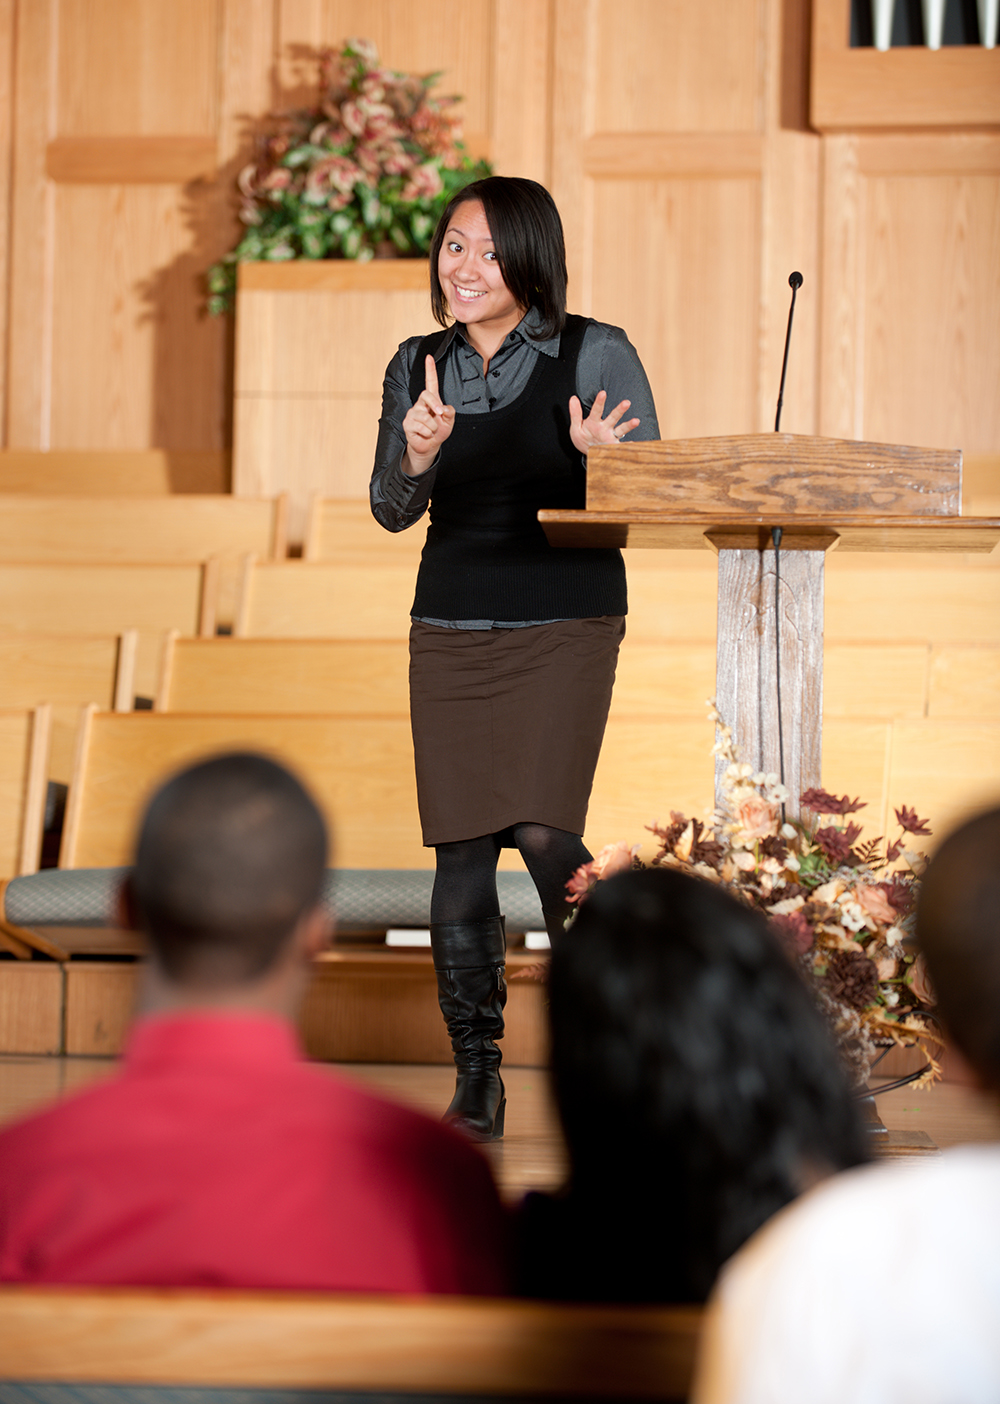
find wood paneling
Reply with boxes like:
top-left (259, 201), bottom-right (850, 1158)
top-left (589, 0), bottom-right (764, 134)
top-left (819, 136), bottom-right (1000, 452)
top-left (233, 262), bottom-right (435, 535)
top-left (0, 1288), bottom-right (702, 1400)
top-left (46, 137), bottom-right (218, 183)
top-left (0, 963), bottom-right (63, 1055)
top-left (812, 0), bottom-right (1000, 130)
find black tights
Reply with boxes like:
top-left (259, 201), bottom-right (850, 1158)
top-left (430, 823), bottom-right (592, 925)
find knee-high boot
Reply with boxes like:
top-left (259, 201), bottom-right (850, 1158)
top-left (429, 916), bottom-right (506, 1142)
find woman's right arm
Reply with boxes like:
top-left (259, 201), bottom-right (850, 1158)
top-left (370, 341), bottom-right (439, 533)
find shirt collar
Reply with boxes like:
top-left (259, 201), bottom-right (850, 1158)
top-left (439, 305), bottom-right (562, 361)
top-left (125, 1011), bottom-right (303, 1072)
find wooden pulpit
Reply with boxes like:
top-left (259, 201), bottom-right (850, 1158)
top-left (540, 433), bottom-right (1000, 817)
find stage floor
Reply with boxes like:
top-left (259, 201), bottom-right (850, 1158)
top-left (1, 1056), bottom-right (998, 1203)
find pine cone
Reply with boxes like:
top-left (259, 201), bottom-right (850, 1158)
top-left (822, 948), bottom-right (878, 1011)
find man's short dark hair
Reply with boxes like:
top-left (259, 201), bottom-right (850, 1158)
top-left (130, 752), bottom-right (328, 987)
top-left (916, 805), bottom-right (1000, 1090)
top-left (429, 176), bottom-right (568, 339)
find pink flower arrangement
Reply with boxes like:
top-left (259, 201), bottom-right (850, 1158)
top-left (207, 39), bottom-right (491, 314)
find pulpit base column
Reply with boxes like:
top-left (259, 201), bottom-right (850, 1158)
top-left (714, 547), bottom-right (825, 818)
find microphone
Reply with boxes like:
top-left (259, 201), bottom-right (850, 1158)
top-left (774, 272), bottom-right (803, 432)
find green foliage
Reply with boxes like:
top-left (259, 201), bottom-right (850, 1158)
top-left (206, 39), bottom-right (492, 314)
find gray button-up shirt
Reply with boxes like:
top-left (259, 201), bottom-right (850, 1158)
top-left (370, 306), bottom-right (660, 626)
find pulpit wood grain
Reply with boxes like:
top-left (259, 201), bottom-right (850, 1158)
top-left (586, 434), bottom-right (961, 515)
top-left (715, 549), bottom-right (825, 815)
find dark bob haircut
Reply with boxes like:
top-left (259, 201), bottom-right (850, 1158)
top-left (544, 867), bottom-right (869, 1301)
top-left (428, 176), bottom-right (567, 339)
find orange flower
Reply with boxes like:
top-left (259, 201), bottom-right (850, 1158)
top-left (856, 885), bottom-right (896, 926)
top-left (734, 795), bottom-right (779, 845)
top-left (906, 953), bottom-right (936, 1007)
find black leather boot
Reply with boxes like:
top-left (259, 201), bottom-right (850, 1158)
top-left (429, 916), bottom-right (507, 1142)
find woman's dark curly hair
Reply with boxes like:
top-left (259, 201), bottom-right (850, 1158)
top-left (547, 867), bottom-right (869, 1301)
top-left (428, 175), bottom-right (567, 339)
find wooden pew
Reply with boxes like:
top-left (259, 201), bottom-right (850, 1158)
top-left (303, 495), bottom-right (427, 560)
top-left (0, 631), bottom-right (136, 782)
top-left (0, 448), bottom-right (230, 495)
top-left (0, 1286), bottom-right (703, 1400)
top-left (59, 709), bottom-right (425, 870)
top-left (0, 494), bottom-right (288, 564)
top-left (155, 634), bottom-right (409, 714)
top-left (0, 706), bottom-right (50, 883)
top-left (233, 555), bottom-right (417, 639)
top-left (0, 561), bottom-right (217, 698)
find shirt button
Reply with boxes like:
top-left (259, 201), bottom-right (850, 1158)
top-left (488, 397), bottom-right (496, 407)
top-left (491, 369), bottom-right (500, 377)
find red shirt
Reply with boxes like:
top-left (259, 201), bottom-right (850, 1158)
top-left (0, 1013), bottom-right (508, 1293)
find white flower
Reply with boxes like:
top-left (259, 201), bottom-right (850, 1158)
top-left (784, 853), bottom-right (801, 872)
top-left (814, 879), bottom-right (846, 904)
top-left (733, 850), bottom-right (756, 871)
top-left (883, 989), bottom-right (900, 1007)
top-left (768, 895), bottom-right (805, 915)
top-left (780, 823), bottom-right (797, 839)
top-left (837, 897), bottom-right (868, 932)
top-left (885, 925), bottom-right (905, 947)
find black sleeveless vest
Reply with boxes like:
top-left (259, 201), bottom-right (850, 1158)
top-left (407, 314), bottom-right (626, 622)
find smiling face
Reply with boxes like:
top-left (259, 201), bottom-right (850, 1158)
top-left (436, 200), bottom-right (524, 354)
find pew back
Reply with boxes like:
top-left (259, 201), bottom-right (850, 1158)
top-left (0, 449), bottom-right (229, 495)
top-left (0, 706), bottom-right (50, 878)
top-left (234, 556), bottom-right (417, 639)
top-left (156, 635), bottom-right (409, 714)
top-left (304, 495), bottom-right (427, 560)
top-left (0, 494), bottom-right (287, 564)
top-left (60, 709), bottom-right (424, 869)
top-left (0, 632), bottom-right (136, 783)
top-left (0, 1286), bottom-right (702, 1400)
top-left (0, 562), bottom-right (217, 698)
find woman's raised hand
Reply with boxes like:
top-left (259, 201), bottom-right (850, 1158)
top-left (402, 354), bottom-right (456, 475)
top-left (568, 391), bottom-right (640, 455)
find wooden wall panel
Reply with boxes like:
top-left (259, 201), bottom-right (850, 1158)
top-left (58, 0), bottom-right (219, 134)
top-left (278, 0), bottom-right (493, 155)
top-left (589, 178), bottom-right (761, 439)
top-left (589, 0), bottom-right (763, 134)
top-left (819, 136), bottom-right (1000, 451)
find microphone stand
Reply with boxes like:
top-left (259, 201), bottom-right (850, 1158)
top-left (771, 273), bottom-right (803, 821)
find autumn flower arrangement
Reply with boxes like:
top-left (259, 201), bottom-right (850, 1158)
top-left (207, 39), bottom-right (491, 314)
top-left (561, 705), bottom-right (942, 1088)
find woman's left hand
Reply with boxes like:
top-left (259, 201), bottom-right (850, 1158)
top-left (568, 391), bottom-right (641, 455)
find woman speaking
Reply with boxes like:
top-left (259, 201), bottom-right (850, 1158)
top-left (371, 176), bottom-right (658, 1142)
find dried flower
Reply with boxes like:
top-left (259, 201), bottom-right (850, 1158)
top-left (563, 703), bottom-right (940, 1086)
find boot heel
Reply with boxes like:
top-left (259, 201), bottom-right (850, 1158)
top-left (490, 1096), bottom-right (506, 1140)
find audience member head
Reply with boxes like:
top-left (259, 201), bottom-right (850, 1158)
top-left (126, 752), bottom-right (329, 999)
top-left (916, 804), bottom-right (1000, 1091)
top-left (548, 867), bottom-right (869, 1298)
top-left (429, 175), bottom-right (567, 337)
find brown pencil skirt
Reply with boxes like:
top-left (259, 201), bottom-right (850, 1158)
top-left (409, 615), bottom-right (625, 847)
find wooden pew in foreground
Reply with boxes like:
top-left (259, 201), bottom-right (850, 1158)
top-left (59, 708), bottom-right (425, 870)
top-left (0, 1286), bottom-right (703, 1401)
